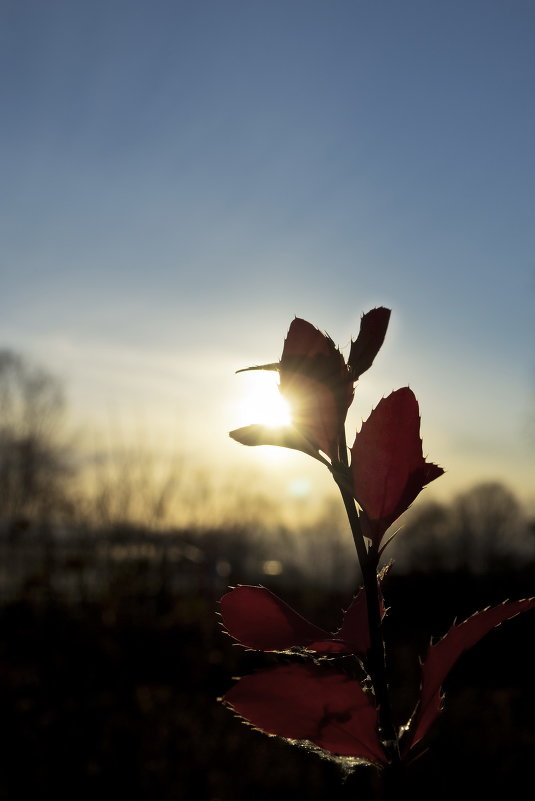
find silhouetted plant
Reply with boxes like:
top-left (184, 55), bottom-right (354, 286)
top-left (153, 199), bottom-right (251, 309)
top-left (219, 310), bottom-right (534, 793)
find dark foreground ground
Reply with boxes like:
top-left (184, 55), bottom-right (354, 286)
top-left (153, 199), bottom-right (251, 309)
top-left (0, 569), bottom-right (534, 801)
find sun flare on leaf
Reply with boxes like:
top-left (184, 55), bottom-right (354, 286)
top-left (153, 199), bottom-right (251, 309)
top-left (237, 371), bottom-right (292, 428)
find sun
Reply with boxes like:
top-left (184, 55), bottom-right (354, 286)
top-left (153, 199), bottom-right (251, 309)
top-left (237, 371), bottom-right (292, 428)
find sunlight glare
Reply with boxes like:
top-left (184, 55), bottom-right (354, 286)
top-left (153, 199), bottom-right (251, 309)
top-left (237, 371), bottom-right (292, 427)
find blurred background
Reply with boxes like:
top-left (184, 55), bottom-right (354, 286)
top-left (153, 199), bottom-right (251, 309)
top-left (1, 1), bottom-right (535, 799)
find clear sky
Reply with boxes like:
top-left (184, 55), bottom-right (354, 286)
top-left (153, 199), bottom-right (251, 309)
top-left (2, 0), bottom-right (534, 511)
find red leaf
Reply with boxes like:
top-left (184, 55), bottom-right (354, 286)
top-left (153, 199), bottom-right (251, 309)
top-left (278, 319), bottom-right (354, 460)
top-left (224, 663), bottom-right (386, 763)
top-left (348, 308), bottom-right (391, 381)
top-left (281, 318), bottom-right (338, 359)
top-left (281, 374), bottom-right (346, 460)
top-left (220, 570), bottom-right (391, 656)
top-left (407, 598), bottom-right (535, 751)
top-left (220, 586), bottom-right (331, 652)
top-left (350, 388), bottom-right (443, 545)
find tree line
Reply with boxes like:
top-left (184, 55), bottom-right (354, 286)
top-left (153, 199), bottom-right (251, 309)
top-left (0, 348), bottom-right (533, 581)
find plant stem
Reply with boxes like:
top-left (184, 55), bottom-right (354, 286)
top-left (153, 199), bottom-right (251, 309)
top-left (335, 430), bottom-right (400, 765)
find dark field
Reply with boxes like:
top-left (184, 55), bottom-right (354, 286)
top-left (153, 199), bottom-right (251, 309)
top-left (0, 531), bottom-right (533, 801)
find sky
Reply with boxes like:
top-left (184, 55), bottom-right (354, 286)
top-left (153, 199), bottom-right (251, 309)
top-left (1, 0), bottom-right (534, 513)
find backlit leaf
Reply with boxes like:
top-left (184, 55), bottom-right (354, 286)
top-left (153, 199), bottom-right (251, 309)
top-left (407, 598), bottom-right (535, 750)
top-left (220, 586), bottom-right (331, 652)
top-left (228, 424), bottom-right (327, 464)
top-left (348, 307), bottom-right (391, 381)
top-left (351, 388), bottom-right (443, 545)
top-left (220, 567), bottom-right (391, 655)
top-left (278, 319), bottom-right (354, 460)
top-left (224, 663), bottom-right (386, 763)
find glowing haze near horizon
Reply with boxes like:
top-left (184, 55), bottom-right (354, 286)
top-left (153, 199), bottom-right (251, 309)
top-left (2, 1), bottom-right (534, 512)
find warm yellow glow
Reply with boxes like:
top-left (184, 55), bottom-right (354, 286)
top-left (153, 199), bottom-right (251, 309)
top-left (262, 559), bottom-right (283, 575)
top-left (237, 371), bottom-right (292, 427)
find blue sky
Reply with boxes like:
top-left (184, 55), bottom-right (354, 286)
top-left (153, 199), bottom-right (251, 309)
top-left (2, 0), bottom-right (534, 507)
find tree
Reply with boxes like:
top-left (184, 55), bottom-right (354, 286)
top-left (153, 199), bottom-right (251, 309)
top-left (398, 482), bottom-right (528, 573)
top-left (0, 349), bottom-right (69, 526)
